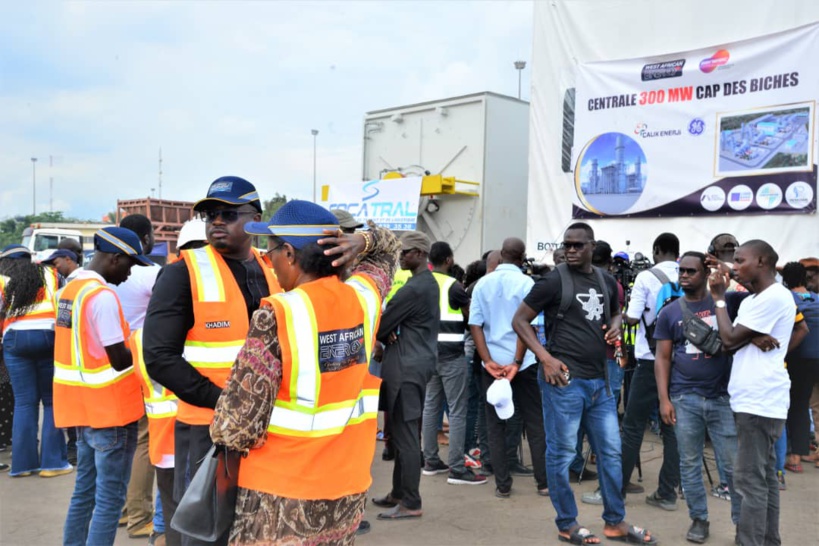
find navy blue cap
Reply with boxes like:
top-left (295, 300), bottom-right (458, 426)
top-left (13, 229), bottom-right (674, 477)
top-left (244, 200), bottom-right (339, 250)
top-left (94, 227), bottom-right (153, 266)
top-left (193, 176), bottom-right (261, 212)
top-left (42, 249), bottom-right (79, 265)
top-left (0, 244), bottom-right (33, 260)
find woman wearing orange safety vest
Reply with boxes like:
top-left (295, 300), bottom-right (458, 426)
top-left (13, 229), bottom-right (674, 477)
top-left (0, 244), bottom-right (71, 478)
top-left (210, 201), bottom-right (399, 545)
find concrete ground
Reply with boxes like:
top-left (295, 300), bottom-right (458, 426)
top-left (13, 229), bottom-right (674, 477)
top-left (1, 430), bottom-right (817, 545)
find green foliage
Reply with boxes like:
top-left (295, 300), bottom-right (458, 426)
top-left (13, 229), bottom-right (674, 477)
top-left (262, 193), bottom-right (288, 218)
top-left (0, 212), bottom-right (83, 248)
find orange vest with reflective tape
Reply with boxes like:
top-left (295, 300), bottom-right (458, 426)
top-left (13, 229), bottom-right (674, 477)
top-left (237, 274), bottom-right (382, 500)
top-left (179, 246), bottom-right (280, 425)
top-left (132, 328), bottom-right (177, 466)
top-left (53, 277), bottom-right (144, 428)
top-left (2, 266), bottom-right (59, 334)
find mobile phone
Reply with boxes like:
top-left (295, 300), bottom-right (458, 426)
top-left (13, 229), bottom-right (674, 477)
top-left (562, 369), bottom-right (571, 385)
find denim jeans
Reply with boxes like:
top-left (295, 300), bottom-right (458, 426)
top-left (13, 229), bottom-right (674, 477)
top-left (539, 373), bottom-right (625, 530)
top-left (734, 412), bottom-right (785, 546)
top-left (673, 393), bottom-right (741, 524)
top-left (570, 359), bottom-right (624, 474)
top-left (2, 328), bottom-right (68, 475)
top-left (64, 421), bottom-right (139, 546)
top-left (423, 355), bottom-right (469, 472)
top-left (774, 427), bottom-right (786, 473)
top-left (621, 358), bottom-right (679, 500)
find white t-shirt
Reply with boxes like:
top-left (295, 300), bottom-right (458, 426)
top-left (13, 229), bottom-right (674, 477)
top-left (111, 264), bottom-right (160, 330)
top-left (56, 270), bottom-right (128, 359)
top-left (625, 260), bottom-right (679, 360)
top-left (728, 283), bottom-right (795, 419)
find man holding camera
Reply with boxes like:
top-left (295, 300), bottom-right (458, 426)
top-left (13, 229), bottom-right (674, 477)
top-left (654, 252), bottom-right (738, 544)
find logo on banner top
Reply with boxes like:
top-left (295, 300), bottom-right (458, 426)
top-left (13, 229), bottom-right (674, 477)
top-left (641, 59), bottom-right (685, 81)
top-left (700, 186), bottom-right (726, 212)
top-left (785, 181), bottom-right (814, 209)
top-left (634, 123), bottom-right (682, 138)
top-left (699, 49), bottom-right (730, 73)
top-left (688, 118), bottom-right (705, 136)
top-left (756, 183), bottom-right (783, 210)
top-left (727, 184), bottom-right (753, 210)
top-left (362, 180), bottom-right (381, 201)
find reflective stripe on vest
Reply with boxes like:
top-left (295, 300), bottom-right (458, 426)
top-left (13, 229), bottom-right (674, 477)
top-left (2, 266), bottom-right (59, 333)
top-left (432, 272), bottom-right (464, 345)
top-left (267, 276), bottom-right (381, 437)
top-left (133, 329), bottom-right (178, 419)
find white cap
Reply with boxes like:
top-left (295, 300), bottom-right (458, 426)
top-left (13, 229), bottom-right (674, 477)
top-left (486, 378), bottom-right (514, 420)
top-left (177, 219), bottom-right (207, 249)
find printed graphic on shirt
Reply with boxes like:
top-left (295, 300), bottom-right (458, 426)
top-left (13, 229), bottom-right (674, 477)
top-left (205, 321), bottom-right (231, 329)
top-left (317, 325), bottom-right (366, 373)
top-left (680, 311), bottom-right (717, 355)
top-left (576, 289), bottom-right (604, 321)
top-left (56, 299), bottom-right (73, 328)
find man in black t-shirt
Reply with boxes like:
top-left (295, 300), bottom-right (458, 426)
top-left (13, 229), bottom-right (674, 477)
top-left (654, 252), bottom-right (738, 544)
top-left (513, 223), bottom-right (657, 546)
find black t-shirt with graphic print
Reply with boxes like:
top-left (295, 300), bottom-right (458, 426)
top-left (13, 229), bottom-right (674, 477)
top-left (524, 267), bottom-right (620, 379)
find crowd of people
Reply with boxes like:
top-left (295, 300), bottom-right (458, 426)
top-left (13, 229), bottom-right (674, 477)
top-left (0, 176), bottom-right (817, 546)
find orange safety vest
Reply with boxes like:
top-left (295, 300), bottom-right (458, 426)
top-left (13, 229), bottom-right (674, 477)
top-left (2, 266), bottom-right (59, 334)
top-left (0, 275), bottom-right (7, 333)
top-left (53, 277), bottom-right (144, 428)
top-left (237, 274), bottom-right (382, 500)
top-left (179, 246), bottom-right (281, 425)
top-left (131, 328), bottom-right (177, 466)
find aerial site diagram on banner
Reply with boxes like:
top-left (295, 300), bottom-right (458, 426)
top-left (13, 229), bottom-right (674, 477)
top-left (571, 22), bottom-right (819, 218)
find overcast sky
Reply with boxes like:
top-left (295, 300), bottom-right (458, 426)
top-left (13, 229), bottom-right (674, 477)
top-left (0, 1), bottom-right (532, 221)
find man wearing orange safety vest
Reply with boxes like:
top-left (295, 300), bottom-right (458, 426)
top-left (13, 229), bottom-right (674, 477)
top-left (143, 177), bottom-right (281, 546)
top-left (55, 227), bottom-right (153, 546)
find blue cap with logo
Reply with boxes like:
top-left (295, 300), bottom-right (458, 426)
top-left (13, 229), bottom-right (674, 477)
top-left (94, 227), bottom-right (153, 266)
top-left (42, 249), bottom-right (79, 265)
top-left (244, 200), bottom-right (339, 250)
top-left (0, 244), bottom-right (33, 260)
top-left (193, 176), bottom-right (261, 212)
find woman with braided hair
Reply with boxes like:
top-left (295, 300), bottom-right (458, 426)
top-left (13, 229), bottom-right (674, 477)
top-left (0, 245), bottom-right (71, 478)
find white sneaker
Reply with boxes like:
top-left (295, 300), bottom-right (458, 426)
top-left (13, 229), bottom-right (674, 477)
top-left (581, 489), bottom-right (603, 505)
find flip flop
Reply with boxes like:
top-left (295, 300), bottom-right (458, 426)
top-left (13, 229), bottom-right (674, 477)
top-left (376, 505), bottom-right (423, 520)
top-left (606, 525), bottom-right (657, 545)
top-left (784, 462), bottom-right (803, 473)
top-left (558, 526), bottom-right (600, 544)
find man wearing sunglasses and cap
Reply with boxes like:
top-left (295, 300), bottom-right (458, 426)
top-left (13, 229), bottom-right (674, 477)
top-left (54, 227), bottom-right (154, 546)
top-left (143, 176), bottom-right (282, 546)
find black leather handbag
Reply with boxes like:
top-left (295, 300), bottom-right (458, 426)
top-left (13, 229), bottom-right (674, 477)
top-left (679, 299), bottom-right (723, 356)
top-left (171, 444), bottom-right (242, 542)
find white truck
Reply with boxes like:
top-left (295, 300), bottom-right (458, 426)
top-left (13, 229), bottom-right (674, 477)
top-left (21, 226), bottom-right (83, 262)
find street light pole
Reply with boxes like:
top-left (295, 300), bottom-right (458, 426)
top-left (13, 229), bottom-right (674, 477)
top-left (514, 60), bottom-right (527, 100)
top-left (311, 129), bottom-right (319, 202)
top-left (31, 157), bottom-right (38, 215)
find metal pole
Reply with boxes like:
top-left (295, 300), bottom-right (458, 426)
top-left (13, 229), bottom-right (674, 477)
top-left (514, 60), bottom-right (526, 100)
top-left (49, 155), bottom-right (53, 213)
top-left (518, 71), bottom-right (522, 100)
top-left (311, 129), bottom-right (319, 202)
top-left (31, 157), bottom-right (38, 215)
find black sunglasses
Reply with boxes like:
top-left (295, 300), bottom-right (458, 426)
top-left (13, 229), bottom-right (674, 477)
top-left (678, 267), bottom-right (700, 276)
top-left (561, 241), bottom-right (589, 251)
top-left (200, 209), bottom-right (256, 223)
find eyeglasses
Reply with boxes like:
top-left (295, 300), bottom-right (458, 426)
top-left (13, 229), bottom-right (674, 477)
top-left (265, 242), bottom-right (285, 257)
top-left (561, 241), bottom-right (588, 251)
top-left (678, 267), bottom-right (700, 276)
top-left (200, 209), bottom-right (256, 223)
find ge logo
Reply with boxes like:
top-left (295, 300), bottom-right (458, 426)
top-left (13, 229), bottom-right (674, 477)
top-left (688, 118), bottom-right (705, 136)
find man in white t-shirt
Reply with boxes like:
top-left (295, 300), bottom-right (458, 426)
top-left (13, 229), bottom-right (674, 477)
top-left (709, 240), bottom-right (795, 546)
top-left (113, 214), bottom-right (162, 539)
top-left (618, 233), bottom-right (680, 511)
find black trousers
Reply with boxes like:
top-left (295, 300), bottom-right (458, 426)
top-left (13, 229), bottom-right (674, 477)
top-left (156, 466), bottom-right (181, 546)
top-left (786, 357), bottom-right (819, 456)
top-left (389, 394), bottom-right (423, 510)
top-left (482, 366), bottom-right (548, 492)
top-left (173, 422), bottom-right (229, 546)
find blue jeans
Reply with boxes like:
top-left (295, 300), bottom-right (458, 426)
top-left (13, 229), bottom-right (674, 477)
top-left (2, 329), bottom-right (68, 475)
top-left (672, 393), bottom-right (741, 524)
top-left (570, 360), bottom-right (624, 474)
top-left (153, 488), bottom-right (165, 533)
top-left (64, 422), bottom-right (139, 546)
top-left (539, 373), bottom-right (625, 530)
top-left (775, 427), bottom-right (787, 473)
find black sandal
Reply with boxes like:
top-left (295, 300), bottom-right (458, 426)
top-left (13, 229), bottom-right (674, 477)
top-left (558, 526), bottom-right (600, 545)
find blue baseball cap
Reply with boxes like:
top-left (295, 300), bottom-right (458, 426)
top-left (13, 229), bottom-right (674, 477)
top-left (0, 244), bottom-right (33, 260)
top-left (193, 176), bottom-right (262, 212)
top-left (244, 200), bottom-right (339, 250)
top-left (94, 227), bottom-right (153, 266)
top-left (41, 249), bottom-right (79, 265)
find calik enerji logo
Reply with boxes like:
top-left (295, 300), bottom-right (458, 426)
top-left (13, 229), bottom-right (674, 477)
top-left (700, 49), bottom-right (730, 73)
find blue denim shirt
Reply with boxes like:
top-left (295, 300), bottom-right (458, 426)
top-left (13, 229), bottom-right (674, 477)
top-left (468, 264), bottom-right (536, 371)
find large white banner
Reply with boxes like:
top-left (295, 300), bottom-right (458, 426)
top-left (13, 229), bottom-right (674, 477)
top-left (572, 23), bottom-right (819, 218)
top-left (321, 177), bottom-right (422, 231)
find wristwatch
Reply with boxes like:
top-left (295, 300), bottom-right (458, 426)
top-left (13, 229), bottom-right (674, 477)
top-left (715, 300), bottom-right (726, 309)
top-left (514, 359), bottom-right (524, 366)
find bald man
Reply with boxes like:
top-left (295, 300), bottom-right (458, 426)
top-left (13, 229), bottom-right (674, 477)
top-left (709, 239), bottom-right (795, 546)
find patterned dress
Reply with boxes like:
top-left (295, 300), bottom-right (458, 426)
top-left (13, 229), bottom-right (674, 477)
top-left (211, 225), bottom-right (399, 546)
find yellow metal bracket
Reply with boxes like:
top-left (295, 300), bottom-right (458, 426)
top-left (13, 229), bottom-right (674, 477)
top-left (420, 175), bottom-right (479, 197)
